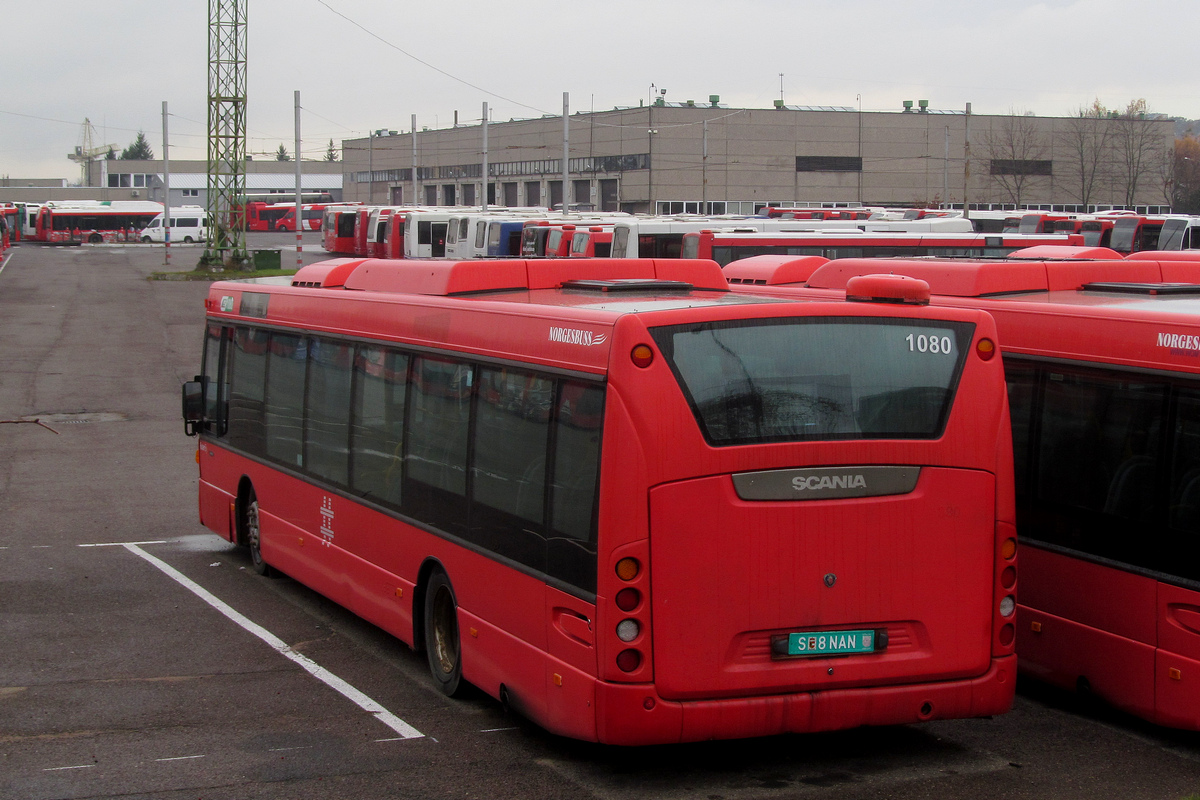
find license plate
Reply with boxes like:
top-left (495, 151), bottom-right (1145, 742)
top-left (773, 629), bottom-right (879, 658)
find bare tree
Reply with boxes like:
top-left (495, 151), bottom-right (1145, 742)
top-left (983, 111), bottom-right (1051, 206)
top-left (1057, 100), bottom-right (1112, 208)
top-left (1112, 99), bottom-right (1169, 207)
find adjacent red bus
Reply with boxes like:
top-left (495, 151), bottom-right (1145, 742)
top-left (34, 201), bottom-right (162, 243)
top-left (243, 202), bottom-right (294, 232)
top-left (275, 203), bottom-right (330, 232)
top-left (680, 230), bottom-right (1084, 266)
top-left (322, 205), bottom-right (361, 254)
top-left (182, 256), bottom-right (1016, 744)
top-left (725, 253), bottom-right (1200, 730)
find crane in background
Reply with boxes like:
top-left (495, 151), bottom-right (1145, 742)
top-left (66, 118), bottom-right (118, 187)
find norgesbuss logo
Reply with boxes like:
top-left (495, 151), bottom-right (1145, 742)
top-left (548, 327), bottom-right (608, 346)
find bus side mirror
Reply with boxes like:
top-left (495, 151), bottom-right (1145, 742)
top-left (182, 377), bottom-right (205, 436)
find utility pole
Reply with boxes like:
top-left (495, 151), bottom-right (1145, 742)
top-left (482, 102), bottom-right (489, 212)
top-left (562, 93), bottom-right (570, 215)
top-left (294, 90), bottom-right (302, 269)
top-left (963, 102), bottom-right (972, 220)
top-left (162, 101), bottom-right (171, 266)
top-left (205, 0), bottom-right (249, 268)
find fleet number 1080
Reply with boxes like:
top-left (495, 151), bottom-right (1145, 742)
top-left (905, 333), bottom-right (953, 354)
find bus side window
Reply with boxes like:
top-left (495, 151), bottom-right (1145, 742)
top-left (227, 326), bottom-right (269, 453)
top-left (546, 381), bottom-right (604, 594)
top-left (305, 338), bottom-right (353, 487)
top-left (1168, 389), bottom-right (1200, 581)
top-left (350, 347), bottom-right (408, 509)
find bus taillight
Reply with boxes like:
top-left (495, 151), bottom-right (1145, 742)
top-left (631, 345), bottom-right (654, 368)
top-left (976, 338), bottom-right (997, 361)
top-left (616, 557), bottom-right (641, 581)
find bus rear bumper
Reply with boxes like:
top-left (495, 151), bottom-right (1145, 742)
top-left (593, 655), bottom-right (1016, 745)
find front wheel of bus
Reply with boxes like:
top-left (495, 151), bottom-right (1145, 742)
top-left (245, 492), bottom-right (272, 577)
top-left (424, 572), bottom-right (463, 696)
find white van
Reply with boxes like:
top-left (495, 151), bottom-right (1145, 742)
top-left (139, 207), bottom-right (210, 243)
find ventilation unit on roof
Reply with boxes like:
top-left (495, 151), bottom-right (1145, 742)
top-left (561, 278), bottom-right (694, 292)
top-left (1081, 282), bottom-right (1200, 295)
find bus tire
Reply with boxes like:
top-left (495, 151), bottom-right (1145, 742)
top-left (88, 234), bottom-right (102, 244)
top-left (243, 489), bottom-right (273, 577)
top-left (141, 236), bottom-right (152, 244)
top-left (424, 571), bottom-right (463, 697)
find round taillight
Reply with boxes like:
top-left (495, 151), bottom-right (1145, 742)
top-left (976, 338), bottom-right (996, 361)
top-left (617, 619), bottom-right (640, 642)
top-left (1001, 538), bottom-right (1017, 560)
top-left (616, 587), bottom-right (641, 612)
top-left (631, 344), bottom-right (654, 368)
top-left (999, 595), bottom-right (1016, 617)
top-left (616, 649), bottom-right (642, 672)
top-left (1001, 566), bottom-right (1016, 590)
top-left (999, 623), bottom-right (1015, 647)
top-left (615, 557), bottom-right (640, 581)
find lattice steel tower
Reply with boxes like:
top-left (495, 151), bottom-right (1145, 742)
top-left (205, 0), bottom-right (248, 266)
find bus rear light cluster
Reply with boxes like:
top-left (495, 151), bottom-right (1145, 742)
top-left (612, 554), bottom-right (649, 678)
top-left (976, 338), bottom-right (997, 361)
top-left (994, 532), bottom-right (1018, 654)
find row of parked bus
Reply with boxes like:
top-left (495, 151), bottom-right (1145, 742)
top-left (322, 204), bottom-right (1098, 265)
top-left (182, 229), bottom-right (1200, 743)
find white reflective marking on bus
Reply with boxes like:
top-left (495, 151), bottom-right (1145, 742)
top-left (119, 543), bottom-right (424, 740)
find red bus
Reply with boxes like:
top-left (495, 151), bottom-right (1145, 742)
top-left (181, 256), bottom-right (1016, 744)
top-left (725, 253), bottom-right (1200, 730)
top-left (275, 203), bottom-right (330, 232)
top-left (570, 226), bottom-right (613, 257)
top-left (34, 201), bottom-right (162, 243)
top-left (680, 229), bottom-right (1084, 266)
top-left (243, 202), bottom-right (294, 232)
top-left (322, 205), bottom-right (361, 254)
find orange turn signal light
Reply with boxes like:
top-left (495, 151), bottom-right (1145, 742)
top-left (616, 557), bottom-right (640, 581)
top-left (631, 344), bottom-right (654, 368)
top-left (976, 338), bottom-right (996, 361)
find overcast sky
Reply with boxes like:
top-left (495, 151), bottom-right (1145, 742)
top-left (6, 0), bottom-right (1199, 180)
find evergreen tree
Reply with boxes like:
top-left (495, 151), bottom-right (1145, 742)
top-left (275, 144), bottom-right (291, 162)
top-left (324, 139), bottom-right (339, 162)
top-left (119, 131), bottom-right (154, 160)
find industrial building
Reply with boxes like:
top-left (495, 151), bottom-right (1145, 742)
top-left (342, 100), bottom-right (1175, 214)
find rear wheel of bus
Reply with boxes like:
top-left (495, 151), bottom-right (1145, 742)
top-left (424, 571), bottom-right (463, 696)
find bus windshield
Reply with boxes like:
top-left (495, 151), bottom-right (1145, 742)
top-left (652, 317), bottom-right (973, 445)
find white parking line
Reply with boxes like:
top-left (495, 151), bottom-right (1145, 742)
top-left (119, 542), bottom-right (424, 741)
top-left (155, 754), bottom-right (206, 762)
top-left (0, 251), bottom-right (12, 276)
top-left (43, 764), bottom-right (95, 772)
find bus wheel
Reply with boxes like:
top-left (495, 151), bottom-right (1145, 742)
top-left (244, 490), bottom-right (272, 577)
top-left (88, 234), bottom-right (101, 244)
top-left (424, 571), bottom-right (463, 696)
top-left (141, 236), bottom-right (152, 244)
